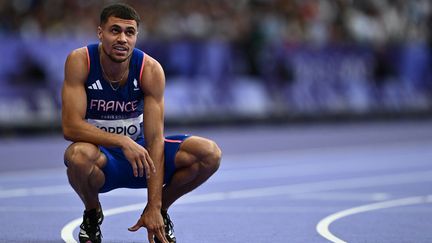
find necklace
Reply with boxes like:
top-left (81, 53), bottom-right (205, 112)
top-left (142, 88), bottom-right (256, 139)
top-left (100, 60), bottom-right (129, 91)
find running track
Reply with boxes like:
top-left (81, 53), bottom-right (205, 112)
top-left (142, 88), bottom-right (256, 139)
top-left (0, 120), bottom-right (431, 242)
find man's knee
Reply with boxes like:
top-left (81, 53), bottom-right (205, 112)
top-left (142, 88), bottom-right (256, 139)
top-left (201, 140), bottom-right (222, 173)
top-left (64, 142), bottom-right (100, 168)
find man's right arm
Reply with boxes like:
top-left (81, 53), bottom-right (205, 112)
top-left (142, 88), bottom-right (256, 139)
top-left (61, 48), bottom-right (127, 147)
top-left (61, 48), bottom-right (154, 178)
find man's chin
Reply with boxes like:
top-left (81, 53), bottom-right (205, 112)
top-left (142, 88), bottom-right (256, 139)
top-left (107, 53), bottom-right (131, 63)
top-left (110, 56), bottom-right (129, 63)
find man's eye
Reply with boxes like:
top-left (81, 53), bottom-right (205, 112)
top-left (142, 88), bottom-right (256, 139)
top-left (126, 31), bottom-right (135, 36)
top-left (111, 29), bottom-right (120, 34)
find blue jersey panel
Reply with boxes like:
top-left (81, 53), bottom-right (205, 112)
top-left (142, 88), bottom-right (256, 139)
top-left (85, 44), bottom-right (146, 141)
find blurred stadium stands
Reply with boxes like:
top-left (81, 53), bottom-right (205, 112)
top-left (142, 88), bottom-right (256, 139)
top-left (0, 0), bottom-right (431, 133)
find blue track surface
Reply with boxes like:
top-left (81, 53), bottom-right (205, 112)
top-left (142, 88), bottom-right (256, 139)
top-left (1, 120), bottom-right (432, 242)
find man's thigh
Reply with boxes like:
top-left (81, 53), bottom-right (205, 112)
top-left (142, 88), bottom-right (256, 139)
top-left (100, 135), bottom-right (191, 192)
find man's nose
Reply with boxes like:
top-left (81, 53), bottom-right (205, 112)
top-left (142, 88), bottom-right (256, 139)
top-left (117, 32), bottom-right (127, 43)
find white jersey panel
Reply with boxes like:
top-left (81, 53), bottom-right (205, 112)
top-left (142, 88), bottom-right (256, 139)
top-left (87, 114), bottom-right (143, 140)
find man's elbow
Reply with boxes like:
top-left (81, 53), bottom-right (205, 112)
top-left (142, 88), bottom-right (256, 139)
top-left (62, 125), bottom-right (75, 141)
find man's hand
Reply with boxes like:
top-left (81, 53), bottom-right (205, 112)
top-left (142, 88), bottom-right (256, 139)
top-left (121, 136), bottom-right (156, 178)
top-left (128, 206), bottom-right (168, 243)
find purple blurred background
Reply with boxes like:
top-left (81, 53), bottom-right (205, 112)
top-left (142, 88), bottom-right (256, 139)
top-left (0, 0), bottom-right (431, 133)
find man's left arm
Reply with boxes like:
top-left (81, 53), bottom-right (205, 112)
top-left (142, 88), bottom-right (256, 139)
top-left (144, 56), bottom-right (165, 214)
top-left (128, 56), bottom-right (168, 243)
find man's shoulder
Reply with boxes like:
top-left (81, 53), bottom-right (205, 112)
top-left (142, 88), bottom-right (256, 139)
top-left (67, 47), bottom-right (88, 62)
top-left (140, 52), bottom-right (165, 92)
top-left (142, 53), bottom-right (163, 73)
top-left (64, 46), bottom-right (89, 82)
top-left (69, 46), bottom-right (87, 56)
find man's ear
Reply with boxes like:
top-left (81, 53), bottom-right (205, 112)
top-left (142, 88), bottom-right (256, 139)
top-left (97, 26), bottom-right (102, 41)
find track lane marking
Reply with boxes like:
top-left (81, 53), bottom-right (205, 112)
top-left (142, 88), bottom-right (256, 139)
top-left (3, 170), bottom-right (432, 199)
top-left (61, 170), bottom-right (432, 242)
top-left (316, 195), bottom-right (432, 243)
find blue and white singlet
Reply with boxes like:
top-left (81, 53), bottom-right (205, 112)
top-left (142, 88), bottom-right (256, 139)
top-left (84, 43), bottom-right (146, 141)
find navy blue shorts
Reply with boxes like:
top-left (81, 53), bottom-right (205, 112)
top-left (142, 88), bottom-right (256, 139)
top-left (98, 135), bottom-right (190, 193)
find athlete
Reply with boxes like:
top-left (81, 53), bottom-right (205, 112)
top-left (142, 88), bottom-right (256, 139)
top-left (61, 3), bottom-right (221, 243)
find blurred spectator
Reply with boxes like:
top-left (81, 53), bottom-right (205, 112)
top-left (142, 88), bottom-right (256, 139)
top-left (0, 0), bottom-right (431, 126)
top-left (0, 0), bottom-right (427, 44)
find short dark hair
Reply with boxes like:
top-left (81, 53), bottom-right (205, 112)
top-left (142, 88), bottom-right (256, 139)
top-left (100, 3), bottom-right (140, 27)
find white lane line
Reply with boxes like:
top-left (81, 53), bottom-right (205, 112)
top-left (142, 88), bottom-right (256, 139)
top-left (103, 170), bottom-right (432, 199)
top-left (105, 190), bottom-right (390, 202)
top-left (0, 206), bottom-right (83, 212)
top-left (4, 170), bottom-right (432, 199)
top-left (170, 205), bottom-right (345, 213)
top-left (0, 185), bottom-right (72, 198)
top-left (116, 170), bottom-right (432, 199)
top-left (291, 192), bottom-right (391, 202)
top-left (316, 195), bottom-right (432, 243)
top-left (62, 170), bottom-right (432, 242)
top-left (216, 170), bottom-right (432, 199)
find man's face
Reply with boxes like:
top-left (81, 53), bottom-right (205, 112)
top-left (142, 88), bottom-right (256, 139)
top-left (98, 16), bottom-right (138, 63)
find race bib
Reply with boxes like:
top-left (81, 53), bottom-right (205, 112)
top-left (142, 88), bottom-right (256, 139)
top-left (87, 114), bottom-right (143, 140)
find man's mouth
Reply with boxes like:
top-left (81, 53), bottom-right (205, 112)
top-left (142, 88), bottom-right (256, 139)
top-left (113, 45), bottom-right (128, 53)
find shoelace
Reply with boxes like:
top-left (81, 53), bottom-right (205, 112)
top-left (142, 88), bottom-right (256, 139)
top-left (81, 225), bottom-right (103, 241)
top-left (163, 213), bottom-right (174, 234)
top-left (82, 214), bottom-right (103, 239)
